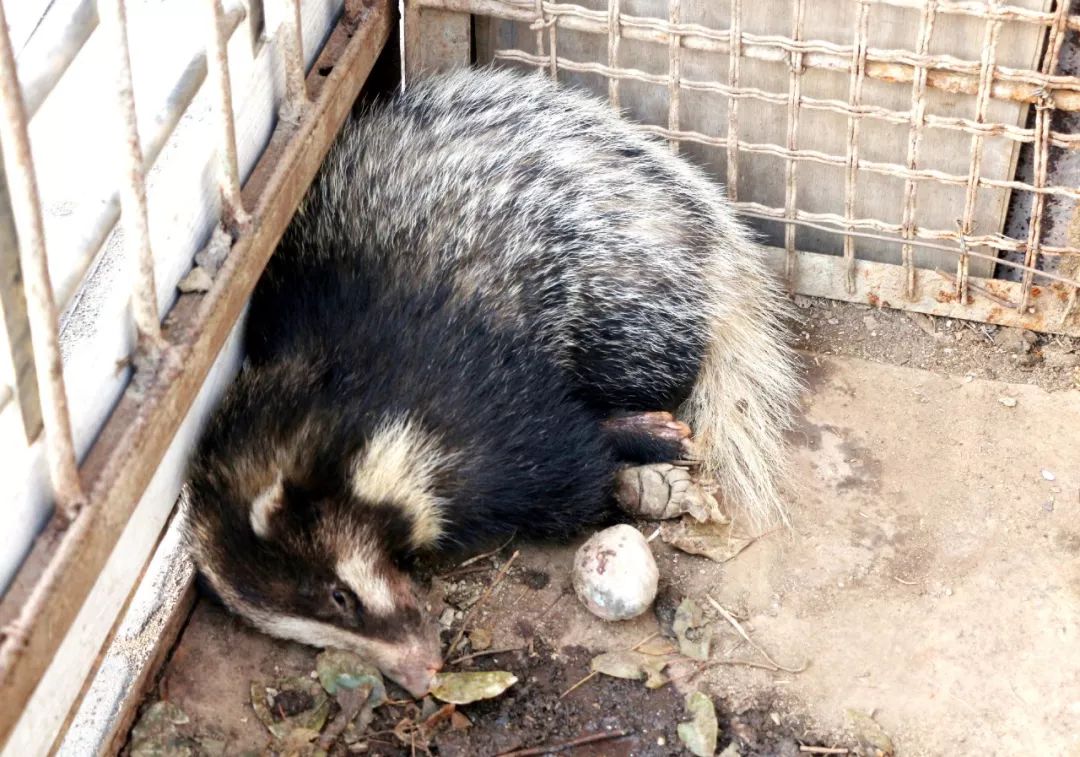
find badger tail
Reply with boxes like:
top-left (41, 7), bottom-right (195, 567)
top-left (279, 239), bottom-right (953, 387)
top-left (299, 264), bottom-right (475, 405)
top-left (679, 240), bottom-right (802, 529)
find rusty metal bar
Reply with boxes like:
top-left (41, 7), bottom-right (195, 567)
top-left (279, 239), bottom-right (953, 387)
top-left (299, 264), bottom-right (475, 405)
top-left (279, 0), bottom-right (310, 118)
top-left (784, 0), bottom-right (806, 285)
top-left (16, 0), bottom-right (98, 121)
top-left (101, 0), bottom-right (166, 353)
top-left (0, 3), bottom-right (393, 746)
top-left (764, 246), bottom-right (1080, 337)
top-left (422, 0), bottom-right (1080, 110)
top-left (899, 0), bottom-right (937, 300)
top-left (0, 0), bottom-right (83, 516)
top-left (660, 0), bottom-right (678, 153)
top-left (0, 154), bottom-right (43, 441)
top-left (1019, 1), bottom-right (1070, 312)
top-left (55, 2), bottom-right (248, 310)
top-left (206, 0), bottom-right (252, 234)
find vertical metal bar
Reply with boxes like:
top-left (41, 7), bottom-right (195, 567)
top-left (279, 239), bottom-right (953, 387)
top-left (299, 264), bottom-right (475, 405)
top-left (607, 0), bottom-right (621, 110)
top-left (0, 154), bottom-right (43, 441)
top-left (725, 0), bottom-right (741, 202)
top-left (783, 0), bottom-right (806, 285)
top-left (899, 0), bottom-right (937, 300)
top-left (841, 0), bottom-right (869, 294)
top-left (280, 0), bottom-right (309, 117)
top-left (101, 0), bottom-right (166, 354)
top-left (1019, 2), bottom-right (1070, 312)
top-left (207, 0), bottom-right (252, 235)
top-left (533, 0), bottom-right (548, 76)
top-left (0, 0), bottom-right (83, 516)
top-left (956, 2), bottom-right (1003, 304)
top-left (667, 0), bottom-right (681, 154)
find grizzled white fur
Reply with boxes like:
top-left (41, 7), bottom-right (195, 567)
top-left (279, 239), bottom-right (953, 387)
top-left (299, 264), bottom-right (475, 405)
top-left (292, 67), bottom-right (800, 525)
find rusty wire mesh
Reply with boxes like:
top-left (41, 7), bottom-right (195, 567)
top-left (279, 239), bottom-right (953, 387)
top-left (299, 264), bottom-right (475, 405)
top-left (420, 0), bottom-right (1080, 331)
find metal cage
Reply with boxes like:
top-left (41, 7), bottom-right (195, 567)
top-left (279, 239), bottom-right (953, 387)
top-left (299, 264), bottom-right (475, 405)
top-left (406, 0), bottom-right (1080, 336)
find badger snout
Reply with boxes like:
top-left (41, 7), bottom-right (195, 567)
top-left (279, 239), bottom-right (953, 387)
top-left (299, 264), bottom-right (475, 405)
top-left (382, 629), bottom-right (444, 697)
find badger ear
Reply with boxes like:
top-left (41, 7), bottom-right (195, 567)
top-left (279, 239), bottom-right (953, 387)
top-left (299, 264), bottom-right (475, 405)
top-left (250, 475), bottom-right (285, 539)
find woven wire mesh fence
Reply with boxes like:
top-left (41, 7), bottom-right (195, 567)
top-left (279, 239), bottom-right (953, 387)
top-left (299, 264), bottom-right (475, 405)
top-left (415, 0), bottom-right (1080, 335)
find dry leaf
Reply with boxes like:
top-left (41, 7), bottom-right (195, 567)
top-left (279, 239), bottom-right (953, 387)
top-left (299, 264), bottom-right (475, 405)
top-left (677, 691), bottom-right (718, 757)
top-left (468, 628), bottom-right (493, 651)
top-left (661, 517), bottom-right (755, 563)
top-left (590, 650), bottom-right (669, 688)
top-left (847, 709), bottom-right (894, 756)
top-left (430, 671), bottom-right (518, 704)
top-left (673, 598), bottom-right (712, 661)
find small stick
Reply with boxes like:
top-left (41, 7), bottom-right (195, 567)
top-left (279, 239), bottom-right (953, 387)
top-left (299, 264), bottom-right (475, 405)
top-left (495, 729), bottom-right (632, 756)
top-left (892, 575), bottom-right (919, 585)
top-left (438, 564), bottom-right (495, 580)
top-left (557, 670), bottom-right (598, 700)
top-left (447, 532), bottom-right (517, 573)
top-left (799, 747), bottom-right (850, 755)
top-left (448, 646), bottom-right (526, 665)
top-left (664, 657), bottom-right (782, 686)
top-left (705, 594), bottom-right (808, 674)
top-left (447, 550), bottom-right (520, 656)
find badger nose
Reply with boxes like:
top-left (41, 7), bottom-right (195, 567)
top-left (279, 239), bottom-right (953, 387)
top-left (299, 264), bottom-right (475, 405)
top-left (399, 662), bottom-right (441, 698)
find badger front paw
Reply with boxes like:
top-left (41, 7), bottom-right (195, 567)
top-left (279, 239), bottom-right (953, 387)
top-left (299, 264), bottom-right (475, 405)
top-left (614, 463), bottom-right (720, 522)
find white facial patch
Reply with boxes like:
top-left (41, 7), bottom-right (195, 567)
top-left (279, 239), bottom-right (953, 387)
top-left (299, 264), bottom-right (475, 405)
top-left (250, 474), bottom-right (285, 539)
top-left (351, 415), bottom-right (454, 548)
top-left (336, 548), bottom-right (396, 614)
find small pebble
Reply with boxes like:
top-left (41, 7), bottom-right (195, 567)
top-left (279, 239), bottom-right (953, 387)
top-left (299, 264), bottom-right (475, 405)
top-left (998, 397), bottom-right (1017, 408)
top-left (1042, 469), bottom-right (1056, 481)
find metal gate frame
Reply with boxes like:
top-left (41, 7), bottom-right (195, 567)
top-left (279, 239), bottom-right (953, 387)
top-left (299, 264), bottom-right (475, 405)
top-left (404, 0), bottom-right (1080, 337)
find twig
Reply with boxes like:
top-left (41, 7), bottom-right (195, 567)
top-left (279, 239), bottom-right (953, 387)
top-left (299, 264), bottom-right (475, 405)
top-left (446, 550), bottom-right (520, 656)
top-left (448, 646), bottom-right (526, 665)
top-left (892, 575), bottom-right (919, 585)
top-left (664, 657), bottom-right (783, 686)
top-left (705, 594), bottom-right (808, 674)
top-left (437, 564), bottom-right (495, 580)
top-left (495, 729), bottom-right (632, 756)
top-left (559, 671), bottom-right (598, 699)
top-left (444, 532), bottom-right (517, 574)
top-left (799, 747), bottom-right (850, 755)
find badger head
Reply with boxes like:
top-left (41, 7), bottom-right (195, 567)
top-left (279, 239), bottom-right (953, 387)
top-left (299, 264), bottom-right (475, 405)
top-left (183, 415), bottom-right (450, 697)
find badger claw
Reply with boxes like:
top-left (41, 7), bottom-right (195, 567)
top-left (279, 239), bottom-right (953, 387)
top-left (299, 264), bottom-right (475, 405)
top-left (614, 463), bottom-right (721, 522)
top-left (601, 411), bottom-right (700, 461)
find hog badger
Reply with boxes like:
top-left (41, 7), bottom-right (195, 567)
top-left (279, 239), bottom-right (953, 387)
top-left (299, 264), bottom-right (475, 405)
top-left (184, 67), bottom-right (798, 696)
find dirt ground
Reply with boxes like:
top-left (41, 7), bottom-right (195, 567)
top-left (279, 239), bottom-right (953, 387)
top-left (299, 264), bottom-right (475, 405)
top-left (129, 299), bottom-right (1080, 756)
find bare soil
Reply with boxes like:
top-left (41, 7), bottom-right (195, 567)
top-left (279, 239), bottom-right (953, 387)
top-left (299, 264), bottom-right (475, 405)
top-left (128, 302), bottom-right (1080, 756)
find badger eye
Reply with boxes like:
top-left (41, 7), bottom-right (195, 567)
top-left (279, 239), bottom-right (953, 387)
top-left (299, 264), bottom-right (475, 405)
top-left (331, 588), bottom-right (349, 609)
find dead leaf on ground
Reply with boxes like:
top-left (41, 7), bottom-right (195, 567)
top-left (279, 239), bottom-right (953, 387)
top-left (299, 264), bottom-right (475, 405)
top-left (250, 677), bottom-right (331, 743)
top-left (430, 670), bottom-right (518, 704)
top-left (636, 637), bottom-right (678, 656)
top-left (673, 598), bottom-right (713, 661)
top-left (468, 627), bottom-right (493, 651)
top-left (590, 649), bottom-right (670, 688)
top-left (677, 691), bottom-right (719, 757)
top-left (847, 709), bottom-right (894, 756)
top-left (450, 711), bottom-right (473, 730)
top-left (661, 517), bottom-right (756, 563)
top-left (129, 701), bottom-right (200, 757)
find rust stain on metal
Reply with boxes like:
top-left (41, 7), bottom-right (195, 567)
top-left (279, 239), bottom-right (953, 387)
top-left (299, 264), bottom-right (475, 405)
top-left (0, 2), bottom-right (392, 747)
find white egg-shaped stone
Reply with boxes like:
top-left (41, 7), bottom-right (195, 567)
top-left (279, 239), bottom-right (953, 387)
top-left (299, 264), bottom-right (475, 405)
top-left (572, 524), bottom-right (659, 621)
